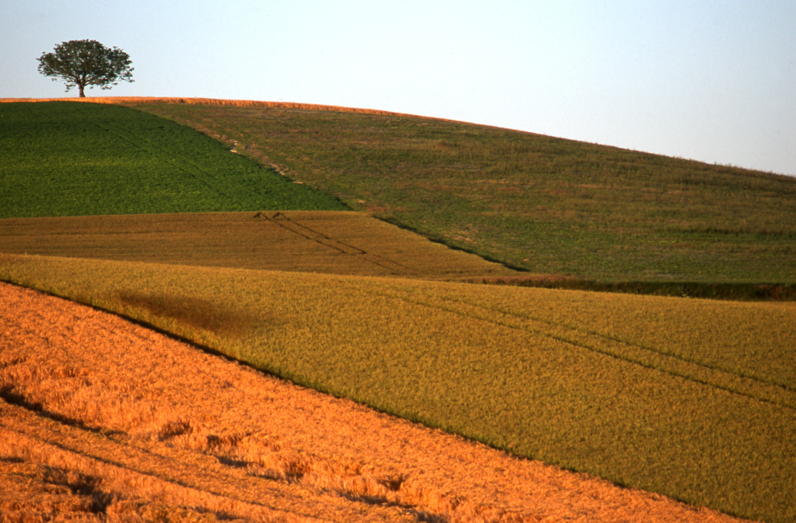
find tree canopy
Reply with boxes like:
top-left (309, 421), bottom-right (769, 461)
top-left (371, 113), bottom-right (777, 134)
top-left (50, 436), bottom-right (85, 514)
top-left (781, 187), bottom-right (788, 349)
top-left (37, 40), bottom-right (134, 97)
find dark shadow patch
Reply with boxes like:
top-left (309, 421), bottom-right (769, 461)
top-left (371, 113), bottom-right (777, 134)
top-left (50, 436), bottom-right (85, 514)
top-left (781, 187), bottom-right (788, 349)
top-left (158, 419), bottom-right (193, 441)
top-left (115, 291), bottom-right (262, 338)
top-left (43, 468), bottom-right (114, 513)
top-left (463, 276), bottom-right (796, 302)
top-left (0, 385), bottom-right (103, 431)
top-left (0, 385), bottom-right (43, 413)
top-left (217, 456), bottom-right (248, 468)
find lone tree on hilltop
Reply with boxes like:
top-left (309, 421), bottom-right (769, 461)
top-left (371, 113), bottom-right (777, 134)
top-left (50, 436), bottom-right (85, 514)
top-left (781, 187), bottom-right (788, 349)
top-left (37, 40), bottom-right (134, 97)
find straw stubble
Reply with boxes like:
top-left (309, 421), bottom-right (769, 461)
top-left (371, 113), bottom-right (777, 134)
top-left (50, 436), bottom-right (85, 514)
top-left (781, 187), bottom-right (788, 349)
top-left (0, 282), bottom-right (747, 523)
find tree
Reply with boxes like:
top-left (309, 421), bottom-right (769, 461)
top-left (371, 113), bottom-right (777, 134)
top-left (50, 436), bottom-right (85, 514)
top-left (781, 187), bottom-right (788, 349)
top-left (37, 40), bottom-right (134, 97)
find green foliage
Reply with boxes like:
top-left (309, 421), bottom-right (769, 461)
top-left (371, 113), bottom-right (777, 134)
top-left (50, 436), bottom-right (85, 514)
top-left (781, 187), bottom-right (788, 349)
top-left (37, 40), bottom-right (134, 97)
top-left (0, 102), bottom-right (347, 217)
top-left (2, 254), bottom-right (794, 523)
top-left (134, 102), bottom-right (796, 284)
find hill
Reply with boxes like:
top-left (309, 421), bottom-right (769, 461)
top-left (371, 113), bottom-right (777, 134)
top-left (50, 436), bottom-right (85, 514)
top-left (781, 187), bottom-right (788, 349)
top-left (1, 253), bottom-right (794, 522)
top-left (4, 97), bottom-right (795, 286)
top-left (120, 97), bottom-right (796, 284)
top-left (2, 98), bottom-right (795, 522)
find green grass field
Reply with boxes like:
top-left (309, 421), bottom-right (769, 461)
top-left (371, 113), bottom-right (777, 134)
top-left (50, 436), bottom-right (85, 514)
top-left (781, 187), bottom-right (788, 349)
top-left (131, 99), bottom-right (796, 284)
top-left (1, 254), bottom-right (793, 523)
top-left (2, 99), bottom-right (795, 522)
top-left (0, 101), bottom-right (346, 217)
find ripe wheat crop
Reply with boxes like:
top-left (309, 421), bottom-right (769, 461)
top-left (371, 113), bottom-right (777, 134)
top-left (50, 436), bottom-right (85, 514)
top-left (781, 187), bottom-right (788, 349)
top-left (4, 281), bottom-right (751, 523)
top-left (1, 253), bottom-right (794, 522)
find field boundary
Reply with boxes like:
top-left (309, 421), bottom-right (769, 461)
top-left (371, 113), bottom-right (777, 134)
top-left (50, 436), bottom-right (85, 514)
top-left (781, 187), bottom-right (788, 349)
top-left (465, 277), bottom-right (796, 302)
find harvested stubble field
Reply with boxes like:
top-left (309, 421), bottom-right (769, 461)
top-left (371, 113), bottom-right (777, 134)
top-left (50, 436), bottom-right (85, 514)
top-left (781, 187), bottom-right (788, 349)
top-left (1, 254), bottom-right (794, 523)
top-left (0, 281), bottom-right (751, 523)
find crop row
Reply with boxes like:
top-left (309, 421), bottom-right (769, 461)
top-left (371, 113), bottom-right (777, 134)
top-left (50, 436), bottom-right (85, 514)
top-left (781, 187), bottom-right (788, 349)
top-left (0, 211), bottom-right (519, 279)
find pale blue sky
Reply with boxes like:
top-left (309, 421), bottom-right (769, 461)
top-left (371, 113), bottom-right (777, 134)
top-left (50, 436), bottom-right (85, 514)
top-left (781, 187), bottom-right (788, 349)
top-left (3, 1), bottom-right (795, 176)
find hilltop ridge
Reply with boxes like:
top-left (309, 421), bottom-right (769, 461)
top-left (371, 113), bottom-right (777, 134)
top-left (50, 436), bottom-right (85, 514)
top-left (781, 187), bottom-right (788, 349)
top-left (3, 97), bottom-right (795, 285)
top-left (128, 97), bottom-right (796, 284)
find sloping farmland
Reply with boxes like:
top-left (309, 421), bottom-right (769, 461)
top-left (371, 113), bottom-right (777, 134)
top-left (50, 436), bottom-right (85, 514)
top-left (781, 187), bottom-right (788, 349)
top-left (0, 211), bottom-right (520, 280)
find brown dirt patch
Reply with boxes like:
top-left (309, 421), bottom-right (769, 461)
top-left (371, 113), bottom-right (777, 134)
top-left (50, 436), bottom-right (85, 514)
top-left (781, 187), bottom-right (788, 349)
top-left (0, 282), bottom-right (753, 522)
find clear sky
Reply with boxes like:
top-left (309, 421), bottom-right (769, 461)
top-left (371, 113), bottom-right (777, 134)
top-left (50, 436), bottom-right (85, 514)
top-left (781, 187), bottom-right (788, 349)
top-left (3, 0), bottom-right (795, 176)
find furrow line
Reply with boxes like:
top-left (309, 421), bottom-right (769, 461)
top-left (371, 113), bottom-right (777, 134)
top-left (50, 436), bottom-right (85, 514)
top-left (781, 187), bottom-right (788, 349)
top-left (263, 212), bottom-right (418, 276)
top-left (369, 289), bottom-right (796, 411)
top-left (0, 402), bottom-right (345, 523)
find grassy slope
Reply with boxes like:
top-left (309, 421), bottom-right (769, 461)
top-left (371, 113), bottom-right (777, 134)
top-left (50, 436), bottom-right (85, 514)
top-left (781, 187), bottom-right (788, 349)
top-left (0, 101), bottom-right (346, 217)
top-left (128, 99), bottom-right (796, 284)
top-left (1, 254), bottom-right (794, 523)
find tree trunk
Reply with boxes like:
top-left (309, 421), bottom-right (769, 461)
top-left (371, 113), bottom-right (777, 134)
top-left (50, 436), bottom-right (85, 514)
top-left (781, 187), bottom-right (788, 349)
top-left (79, 84), bottom-right (85, 97)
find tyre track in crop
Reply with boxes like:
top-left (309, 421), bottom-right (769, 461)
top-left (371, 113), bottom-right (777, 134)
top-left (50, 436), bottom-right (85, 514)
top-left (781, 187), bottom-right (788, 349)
top-left (259, 211), bottom-right (419, 276)
top-left (367, 287), bottom-right (796, 411)
top-left (0, 282), bottom-right (749, 523)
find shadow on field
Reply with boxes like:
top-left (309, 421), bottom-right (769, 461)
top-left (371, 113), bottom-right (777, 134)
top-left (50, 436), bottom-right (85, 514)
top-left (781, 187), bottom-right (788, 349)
top-left (115, 291), bottom-right (261, 338)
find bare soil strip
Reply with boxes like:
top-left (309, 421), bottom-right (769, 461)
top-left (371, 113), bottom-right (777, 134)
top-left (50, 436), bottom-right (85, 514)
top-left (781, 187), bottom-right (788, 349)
top-left (0, 282), bottom-right (753, 522)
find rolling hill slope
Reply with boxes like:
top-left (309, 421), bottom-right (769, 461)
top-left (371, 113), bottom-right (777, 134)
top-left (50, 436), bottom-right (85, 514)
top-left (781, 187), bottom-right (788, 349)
top-left (2, 98), bottom-right (795, 522)
top-left (123, 97), bottom-right (796, 284)
top-left (1, 254), bottom-right (794, 522)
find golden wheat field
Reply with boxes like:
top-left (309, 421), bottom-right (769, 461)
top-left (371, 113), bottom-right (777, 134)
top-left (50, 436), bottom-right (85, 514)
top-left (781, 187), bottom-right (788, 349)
top-left (0, 281), bottom-right (753, 523)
